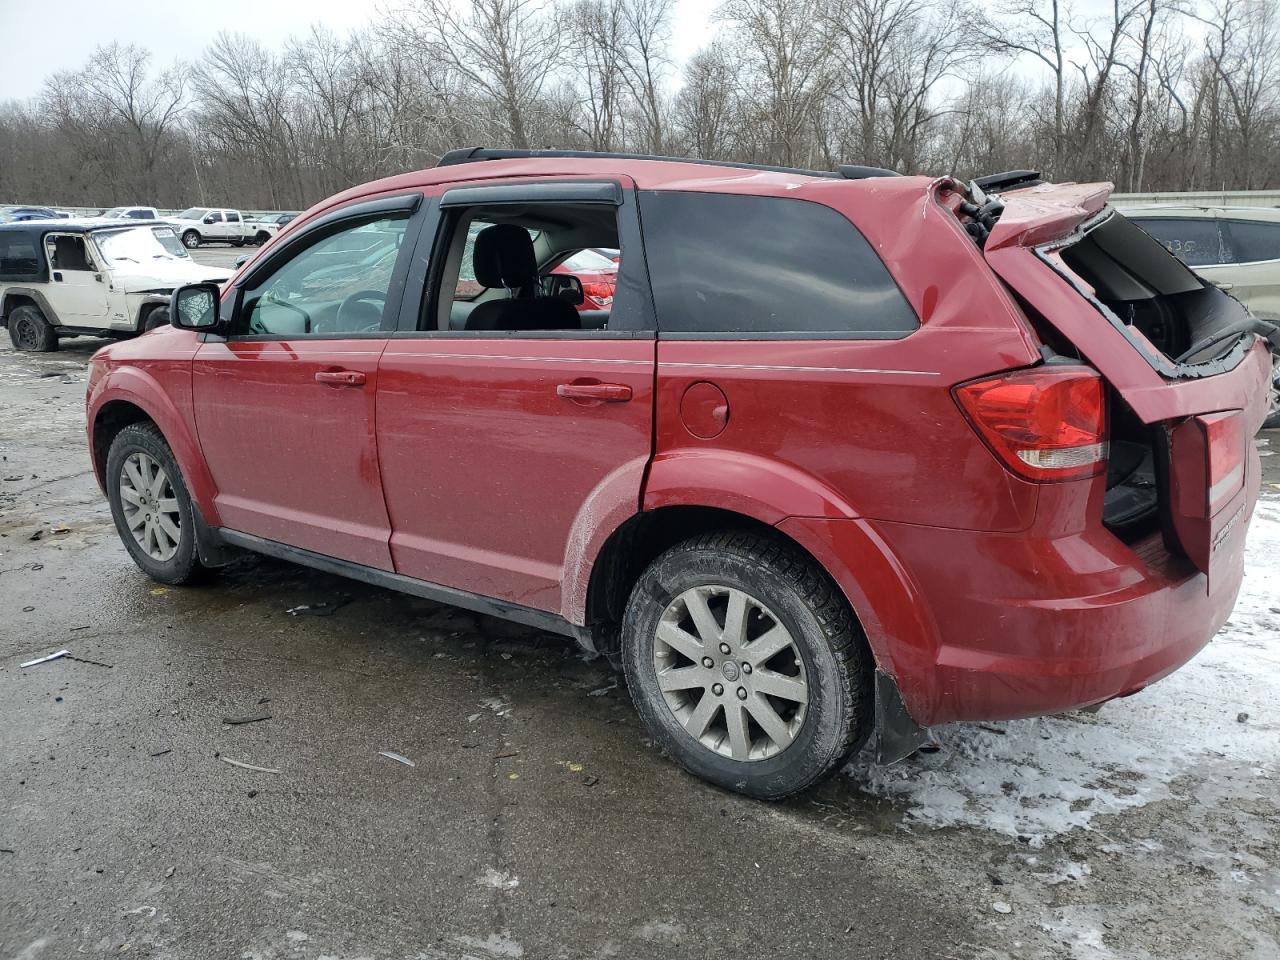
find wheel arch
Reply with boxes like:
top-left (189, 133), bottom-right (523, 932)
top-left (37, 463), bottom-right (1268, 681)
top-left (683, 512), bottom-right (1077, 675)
top-left (89, 372), bottom-right (220, 526)
top-left (2, 287), bottom-right (62, 326)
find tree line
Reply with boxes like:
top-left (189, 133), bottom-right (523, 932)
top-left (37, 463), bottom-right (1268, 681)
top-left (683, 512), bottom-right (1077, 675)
top-left (1, 0), bottom-right (1278, 210)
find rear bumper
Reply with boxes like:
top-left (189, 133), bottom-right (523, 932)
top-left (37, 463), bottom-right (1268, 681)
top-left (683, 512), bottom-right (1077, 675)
top-left (782, 454), bottom-right (1258, 728)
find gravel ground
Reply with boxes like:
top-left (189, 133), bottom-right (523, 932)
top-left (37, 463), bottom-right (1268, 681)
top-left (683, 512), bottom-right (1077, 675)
top-left (1, 271), bottom-right (1278, 958)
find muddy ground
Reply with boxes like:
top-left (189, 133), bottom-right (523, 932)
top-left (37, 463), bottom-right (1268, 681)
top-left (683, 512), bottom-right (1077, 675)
top-left (1, 273), bottom-right (1278, 959)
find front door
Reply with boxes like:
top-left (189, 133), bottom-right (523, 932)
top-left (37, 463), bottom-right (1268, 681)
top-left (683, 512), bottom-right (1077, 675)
top-left (192, 199), bottom-right (422, 569)
top-left (44, 233), bottom-right (108, 323)
top-left (375, 179), bottom-right (656, 616)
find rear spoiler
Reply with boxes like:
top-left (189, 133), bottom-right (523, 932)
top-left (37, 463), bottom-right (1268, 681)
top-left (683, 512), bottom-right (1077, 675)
top-left (938, 176), bottom-right (1112, 251)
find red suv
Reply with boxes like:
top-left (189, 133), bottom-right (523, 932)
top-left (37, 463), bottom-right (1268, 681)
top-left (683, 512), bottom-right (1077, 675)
top-left (86, 150), bottom-right (1278, 799)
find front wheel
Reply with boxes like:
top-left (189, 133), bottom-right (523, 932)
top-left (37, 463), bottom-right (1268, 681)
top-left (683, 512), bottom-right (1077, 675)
top-left (181, 230), bottom-right (201, 249)
top-left (7, 304), bottom-right (57, 352)
top-left (621, 531), bottom-right (873, 799)
top-left (106, 423), bottom-right (204, 584)
top-left (143, 305), bottom-right (170, 331)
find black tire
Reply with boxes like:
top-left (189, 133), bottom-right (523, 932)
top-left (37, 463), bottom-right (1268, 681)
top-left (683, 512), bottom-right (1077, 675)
top-left (181, 230), bottom-right (201, 249)
top-left (106, 423), bottom-right (204, 585)
top-left (621, 530), bottom-right (873, 799)
top-left (6, 303), bottom-right (58, 352)
top-left (256, 232), bottom-right (270, 245)
top-left (143, 306), bottom-right (170, 331)
top-left (231, 239), bottom-right (245, 247)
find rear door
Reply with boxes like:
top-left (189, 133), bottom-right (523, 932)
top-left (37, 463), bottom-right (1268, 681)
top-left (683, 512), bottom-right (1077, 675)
top-left (375, 178), bottom-right (656, 616)
top-left (192, 193), bottom-right (425, 569)
top-left (1219, 217), bottom-right (1280, 319)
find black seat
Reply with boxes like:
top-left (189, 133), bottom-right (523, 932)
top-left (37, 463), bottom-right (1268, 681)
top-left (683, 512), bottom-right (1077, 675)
top-left (53, 236), bottom-right (90, 271)
top-left (465, 224), bottom-right (580, 332)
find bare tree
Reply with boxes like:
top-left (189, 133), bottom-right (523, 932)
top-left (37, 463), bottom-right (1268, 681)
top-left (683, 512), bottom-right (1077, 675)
top-left (983, 0), bottom-right (1070, 175)
top-left (380, 0), bottom-right (564, 148)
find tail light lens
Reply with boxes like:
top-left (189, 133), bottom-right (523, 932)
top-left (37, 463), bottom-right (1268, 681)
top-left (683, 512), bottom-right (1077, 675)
top-left (955, 367), bottom-right (1107, 481)
top-left (583, 281), bottom-right (615, 306)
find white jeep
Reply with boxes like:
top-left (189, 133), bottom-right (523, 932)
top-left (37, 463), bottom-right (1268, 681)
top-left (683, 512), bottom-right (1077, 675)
top-left (0, 220), bottom-right (232, 352)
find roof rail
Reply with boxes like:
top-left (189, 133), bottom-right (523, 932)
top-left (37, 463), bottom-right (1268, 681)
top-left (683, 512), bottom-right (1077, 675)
top-left (972, 170), bottom-right (1042, 193)
top-left (435, 147), bottom-right (903, 181)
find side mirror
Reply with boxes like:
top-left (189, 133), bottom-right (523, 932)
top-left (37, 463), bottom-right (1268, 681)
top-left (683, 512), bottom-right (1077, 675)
top-left (204, 214), bottom-right (218, 224)
top-left (546, 274), bottom-right (584, 306)
top-left (170, 283), bottom-right (223, 332)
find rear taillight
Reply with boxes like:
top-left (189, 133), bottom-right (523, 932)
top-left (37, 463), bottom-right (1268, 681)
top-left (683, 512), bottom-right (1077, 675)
top-left (955, 367), bottom-right (1107, 482)
top-left (583, 281), bottom-right (615, 306)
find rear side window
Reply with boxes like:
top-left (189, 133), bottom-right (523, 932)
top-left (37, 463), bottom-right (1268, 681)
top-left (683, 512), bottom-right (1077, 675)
top-left (1224, 219), bottom-right (1280, 263)
top-left (1129, 217), bottom-right (1228, 267)
top-left (0, 234), bottom-right (40, 278)
top-left (639, 191), bottom-right (917, 338)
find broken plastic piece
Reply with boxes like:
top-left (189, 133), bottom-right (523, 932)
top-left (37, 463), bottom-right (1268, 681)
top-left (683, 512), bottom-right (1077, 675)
top-left (379, 751), bottom-right (416, 767)
top-left (219, 757), bottom-right (280, 774)
top-left (20, 649), bottom-right (68, 668)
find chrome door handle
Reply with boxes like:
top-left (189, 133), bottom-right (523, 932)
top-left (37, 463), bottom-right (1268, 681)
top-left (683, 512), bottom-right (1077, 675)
top-left (556, 381), bottom-right (632, 402)
top-left (315, 370), bottom-right (366, 386)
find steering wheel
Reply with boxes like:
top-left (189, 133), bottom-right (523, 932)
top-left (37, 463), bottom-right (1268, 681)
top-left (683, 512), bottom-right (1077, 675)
top-left (336, 290), bottom-right (387, 332)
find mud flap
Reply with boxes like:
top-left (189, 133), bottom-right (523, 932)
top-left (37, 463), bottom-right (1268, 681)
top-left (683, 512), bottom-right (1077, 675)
top-left (875, 670), bottom-right (930, 764)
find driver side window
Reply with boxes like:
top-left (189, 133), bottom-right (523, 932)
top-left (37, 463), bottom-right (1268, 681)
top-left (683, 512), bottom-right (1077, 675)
top-left (238, 216), bottom-right (409, 337)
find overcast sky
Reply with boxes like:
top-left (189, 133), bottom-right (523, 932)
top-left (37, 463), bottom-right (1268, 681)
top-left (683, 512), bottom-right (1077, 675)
top-left (0, 0), bottom-right (722, 102)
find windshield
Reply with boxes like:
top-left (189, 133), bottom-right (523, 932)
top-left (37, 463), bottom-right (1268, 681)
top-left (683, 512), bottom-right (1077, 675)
top-left (103, 207), bottom-right (127, 218)
top-left (95, 225), bottom-right (190, 263)
top-left (176, 208), bottom-right (207, 220)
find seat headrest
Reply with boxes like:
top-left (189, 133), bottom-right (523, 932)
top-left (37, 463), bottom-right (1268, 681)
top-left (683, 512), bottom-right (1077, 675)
top-left (473, 224), bottom-right (537, 289)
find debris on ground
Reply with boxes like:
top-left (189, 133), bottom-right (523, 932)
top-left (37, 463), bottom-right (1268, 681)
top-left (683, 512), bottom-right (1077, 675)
top-left (992, 902), bottom-right (1012, 914)
top-left (286, 597), bottom-right (351, 617)
top-left (587, 682), bottom-right (618, 697)
top-left (1237, 711), bottom-right (1249, 723)
top-left (219, 757), bottom-right (280, 774)
top-left (222, 712), bottom-right (272, 726)
top-left (27, 529), bottom-right (42, 541)
top-left (19, 649), bottom-right (68, 668)
top-left (378, 751), bottom-right (415, 767)
top-left (582, 775), bottom-right (599, 787)
top-left (494, 750), bottom-right (519, 759)
top-left (164, 866), bottom-right (175, 878)
top-left (149, 749), bottom-right (172, 758)
top-left (65, 654), bottom-right (113, 669)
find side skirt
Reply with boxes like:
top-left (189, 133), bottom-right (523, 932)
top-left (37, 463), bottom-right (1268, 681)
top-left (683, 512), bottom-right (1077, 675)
top-left (215, 527), bottom-right (587, 642)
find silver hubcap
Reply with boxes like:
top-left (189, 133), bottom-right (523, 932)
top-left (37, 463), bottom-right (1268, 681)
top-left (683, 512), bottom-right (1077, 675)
top-left (653, 585), bottom-right (809, 762)
top-left (119, 452), bottom-right (181, 562)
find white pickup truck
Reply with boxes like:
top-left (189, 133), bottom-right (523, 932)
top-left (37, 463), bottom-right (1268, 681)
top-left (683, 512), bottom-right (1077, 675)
top-left (169, 207), bottom-right (257, 249)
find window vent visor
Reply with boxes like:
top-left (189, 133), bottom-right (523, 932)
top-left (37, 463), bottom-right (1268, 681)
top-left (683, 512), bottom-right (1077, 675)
top-left (954, 368), bottom-right (1107, 482)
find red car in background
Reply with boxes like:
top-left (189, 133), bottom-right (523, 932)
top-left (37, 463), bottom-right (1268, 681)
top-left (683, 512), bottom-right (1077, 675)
top-left (552, 247), bottom-right (618, 313)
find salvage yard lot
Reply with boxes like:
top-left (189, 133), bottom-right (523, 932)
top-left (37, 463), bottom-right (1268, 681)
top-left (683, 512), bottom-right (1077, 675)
top-left (1, 266), bottom-right (1278, 957)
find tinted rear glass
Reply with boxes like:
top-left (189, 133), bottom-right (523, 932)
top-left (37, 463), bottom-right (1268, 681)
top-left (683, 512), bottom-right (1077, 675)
top-left (0, 234), bottom-right (41, 277)
top-left (1129, 217), bottom-right (1228, 267)
top-left (1224, 219), bottom-right (1280, 263)
top-left (639, 191), bottom-right (917, 337)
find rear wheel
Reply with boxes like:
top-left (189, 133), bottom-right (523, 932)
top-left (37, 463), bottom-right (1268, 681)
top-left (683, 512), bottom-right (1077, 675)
top-left (7, 304), bottom-right (57, 352)
top-left (106, 423), bottom-right (204, 584)
top-left (621, 531), bottom-right (873, 799)
top-left (181, 230), bottom-right (201, 249)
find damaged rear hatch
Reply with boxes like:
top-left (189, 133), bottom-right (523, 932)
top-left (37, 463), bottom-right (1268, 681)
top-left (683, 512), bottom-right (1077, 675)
top-left (958, 177), bottom-right (1278, 582)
